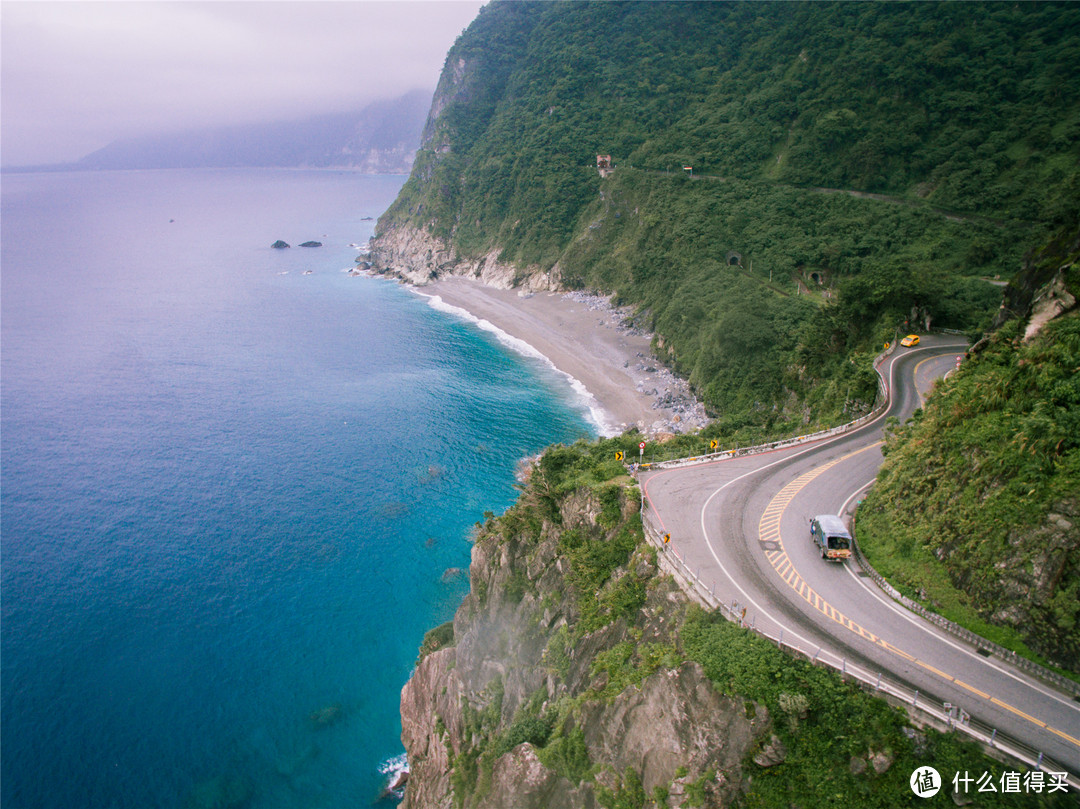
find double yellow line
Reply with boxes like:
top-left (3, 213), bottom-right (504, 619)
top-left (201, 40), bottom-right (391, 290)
top-left (757, 445), bottom-right (1080, 749)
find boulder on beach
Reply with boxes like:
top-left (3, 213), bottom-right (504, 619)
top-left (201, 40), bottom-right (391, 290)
top-left (271, 240), bottom-right (290, 249)
top-left (300, 241), bottom-right (323, 248)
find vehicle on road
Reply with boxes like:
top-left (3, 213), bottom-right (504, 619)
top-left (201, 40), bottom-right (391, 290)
top-left (900, 334), bottom-right (920, 347)
top-left (810, 514), bottom-right (852, 561)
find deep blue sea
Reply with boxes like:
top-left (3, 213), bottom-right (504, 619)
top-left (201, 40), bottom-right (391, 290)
top-left (1, 169), bottom-right (594, 808)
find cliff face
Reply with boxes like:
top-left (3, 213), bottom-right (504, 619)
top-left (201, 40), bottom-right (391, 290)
top-left (398, 478), bottom-right (767, 808)
top-left (370, 222), bottom-right (559, 291)
top-left (991, 215), bottom-right (1080, 339)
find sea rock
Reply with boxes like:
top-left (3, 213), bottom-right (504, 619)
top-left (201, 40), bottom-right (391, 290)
top-left (309, 704), bottom-right (342, 728)
top-left (271, 240), bottom-right (290, 249)
top-left (300, 241), bottom-right (323, 247)
top-left (380, 767), bottom-right (411, 801)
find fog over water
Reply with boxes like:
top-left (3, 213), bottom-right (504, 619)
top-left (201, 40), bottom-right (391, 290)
top-left (1, 1), bottom-right (485, 167)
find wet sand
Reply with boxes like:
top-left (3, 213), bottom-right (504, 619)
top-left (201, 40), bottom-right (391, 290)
top-left (411, 276), bottom-right (706, 436)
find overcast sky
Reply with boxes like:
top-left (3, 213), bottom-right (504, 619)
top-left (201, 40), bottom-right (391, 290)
top-left (1, 1), bottom-right (486, 167)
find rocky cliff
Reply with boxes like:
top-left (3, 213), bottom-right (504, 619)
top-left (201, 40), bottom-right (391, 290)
top-left (398, 471), bottom-right (768, 809)
top-left (370, 222), bottom-right (559, 291)
top-left (394, 442), bottom-right (1030, 808)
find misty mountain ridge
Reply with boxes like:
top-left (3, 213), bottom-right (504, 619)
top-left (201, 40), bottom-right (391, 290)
top-left (74, 89), bottom-right (431, 173)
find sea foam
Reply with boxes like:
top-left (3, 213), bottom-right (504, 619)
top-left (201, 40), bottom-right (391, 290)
top-left (419, 291), bottom-right (618, 437)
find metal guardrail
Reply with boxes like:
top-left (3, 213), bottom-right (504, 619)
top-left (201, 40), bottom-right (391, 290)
top-left (643, 342), bottom-right (895, 473)
top-left (634, 340), bottom-right (1078, 787)
top-left (639, 515), bottom-right (1079, 790)
top-left (641, 339), bottom-right (1078, 698)
top-left (848, 517), bottom-right (1080, 700)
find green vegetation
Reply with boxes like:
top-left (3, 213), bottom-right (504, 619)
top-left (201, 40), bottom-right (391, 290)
top-left (596, 767), bottom-right (646, 809)
top-left (561, 169), bottom-right (1010, 426)
top-left (417, 620), bottom-right (456, 665)
top-left (683, 608), bottom-right (1071, 808)
top-left (380, 1), bottom-right (1079, 429)
top-left (857, 263), bottom-right (1080, 671)
top-left (443, 440), bottom-right (1072, 807)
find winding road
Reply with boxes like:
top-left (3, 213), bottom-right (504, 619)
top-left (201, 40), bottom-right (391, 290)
top-left (640, 335), bottom-right (1080, 776)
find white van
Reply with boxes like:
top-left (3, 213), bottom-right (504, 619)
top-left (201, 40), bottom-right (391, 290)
top-left (810, 514), bottom-right (852, 561)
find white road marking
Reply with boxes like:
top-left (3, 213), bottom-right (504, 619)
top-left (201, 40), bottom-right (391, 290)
top-left (838, 481), bottom-right (1080, 715)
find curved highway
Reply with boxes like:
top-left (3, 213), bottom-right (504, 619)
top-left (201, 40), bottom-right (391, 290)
top-left (641, 335), bottom-right (1080, 773)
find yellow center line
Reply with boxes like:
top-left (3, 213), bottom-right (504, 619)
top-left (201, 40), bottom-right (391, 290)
top-left (757, 444), bottom-right (1080, 749)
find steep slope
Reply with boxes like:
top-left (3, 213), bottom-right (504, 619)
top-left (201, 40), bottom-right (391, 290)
top-left (372, 1), bottom-right (1080, 431)
top-left (379, 6), bottom-right (1080, 802)
top-left (398, 442), bottom-right (1060, 808)
top-left (856, 215), bottom-right (1080, 673)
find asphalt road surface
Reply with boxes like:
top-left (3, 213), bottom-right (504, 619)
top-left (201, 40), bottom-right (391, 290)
top-left (641, 335), bottom-right (1080, 774)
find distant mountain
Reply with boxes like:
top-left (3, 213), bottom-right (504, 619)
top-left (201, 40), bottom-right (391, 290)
top-left (74, 89), bottom-right (431, 173)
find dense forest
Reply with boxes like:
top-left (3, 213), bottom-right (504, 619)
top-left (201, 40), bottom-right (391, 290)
top-left (379, 0), bottom-right (1080, 430)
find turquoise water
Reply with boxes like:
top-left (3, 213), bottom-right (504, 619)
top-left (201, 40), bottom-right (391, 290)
top-left (1, 169), bottom-right (594, 808)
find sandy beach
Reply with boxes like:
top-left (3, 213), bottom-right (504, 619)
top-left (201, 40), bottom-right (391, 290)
top-left (409, 276), bottom-right (707, 437)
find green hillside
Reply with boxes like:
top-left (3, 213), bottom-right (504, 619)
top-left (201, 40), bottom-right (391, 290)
top-left (378, 2), bottom-right (1080, 798)
top-left (379, 0), bottom-right (1080, 431)
top-left (857, 219), bottom-right (1080, 672)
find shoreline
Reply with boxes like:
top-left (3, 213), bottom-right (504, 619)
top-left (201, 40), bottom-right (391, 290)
top-left (405, 276), bottom-right (708, 437)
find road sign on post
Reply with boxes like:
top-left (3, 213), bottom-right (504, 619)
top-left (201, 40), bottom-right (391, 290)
top-left (615, 451), bottom-right (624, 461)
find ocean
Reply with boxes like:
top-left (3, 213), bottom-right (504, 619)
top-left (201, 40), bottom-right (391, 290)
top-left (0, 169), bottom-right (595, 808)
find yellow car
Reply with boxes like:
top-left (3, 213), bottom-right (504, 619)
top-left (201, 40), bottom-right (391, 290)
top-left (900, 334), bottom-right (920, 347)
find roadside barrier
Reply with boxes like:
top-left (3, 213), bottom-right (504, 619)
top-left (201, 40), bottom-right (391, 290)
top-left (645, 342), bottom-right (896, 472)
top-left (634, 339), bottom-right (1078, 786)
top-left (640, 512), bottom-right (1078, 789)
top-left (848, 520), bottom-right (1080, 699)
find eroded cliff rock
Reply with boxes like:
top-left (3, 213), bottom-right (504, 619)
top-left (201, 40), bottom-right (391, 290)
top-left (370, 222), bottom-right (559, 291)
top-left (398, 478), bottom-right (767, 808)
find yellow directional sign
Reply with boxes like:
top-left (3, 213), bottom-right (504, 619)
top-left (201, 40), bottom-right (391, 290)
top-left (709, 440), bottom-right (719, 450)
top-left (615, 451), bottom-right (625, 461)
top-left (663, 533), bottom-right (671, 544)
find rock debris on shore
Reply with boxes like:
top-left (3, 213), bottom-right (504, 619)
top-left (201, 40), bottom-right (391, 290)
top-left (562, 291), bottom-right (710, 435)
